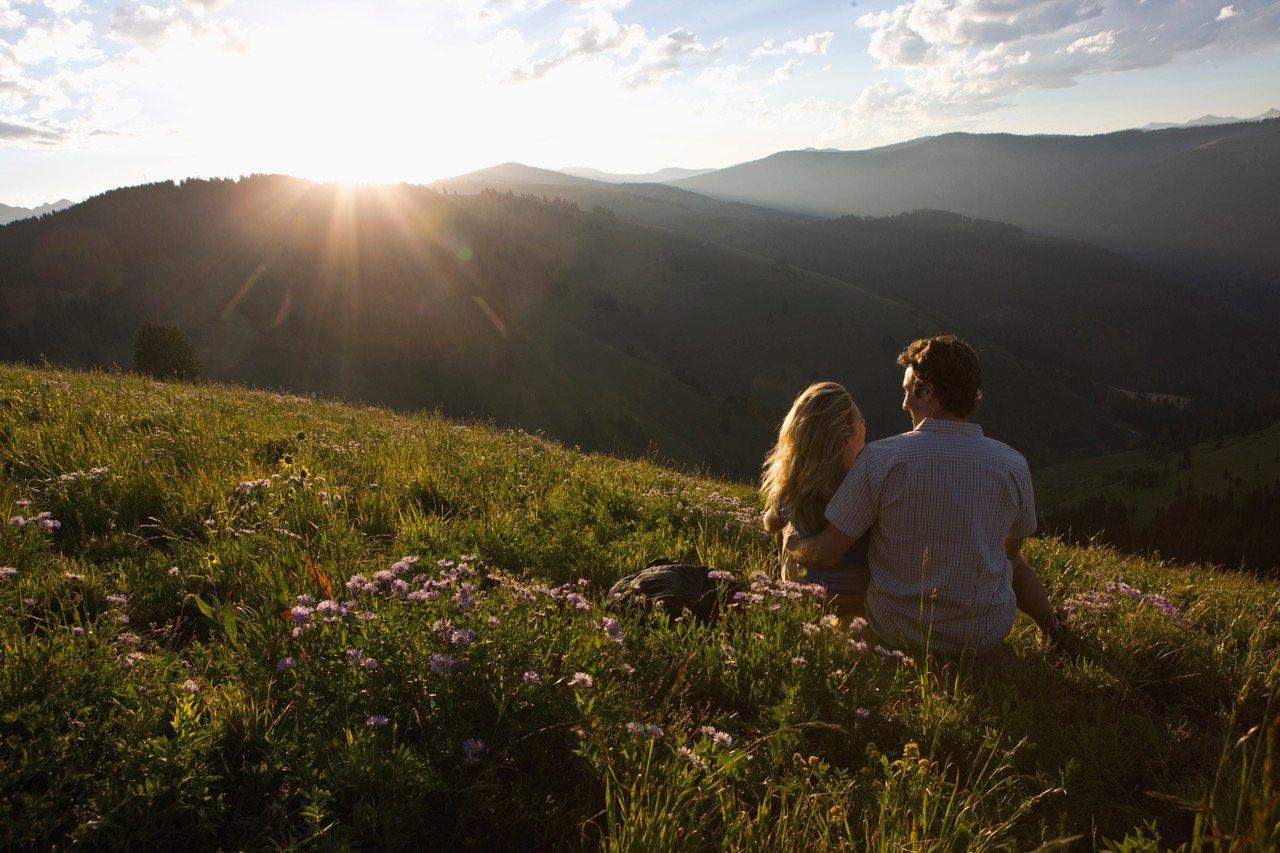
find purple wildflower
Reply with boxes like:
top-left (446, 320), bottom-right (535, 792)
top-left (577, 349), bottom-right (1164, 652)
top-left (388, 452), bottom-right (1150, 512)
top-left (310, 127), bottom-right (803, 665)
top-left (277, 657), bottom-right (296, 671)
top-left (462, 738), bottom-right (486, 763)
top-left (429, 653), bottom-right (459, 674)
top-left (180, 679), bottom-right (201, 694)
top-left (116, 632), bottom-right (140, 645)
top-left (677, 746), bottom-right (708, 770)
top-left (601, 616), bottom-right (625, 644)
top-left (522, 671), bottom-right (541, 685)
top-left (105, 594), bottom-right (127, 606)
top-left (801, 622), bottom-right (820, 636)
top-left (856, 707), bottom-right (872, 718)
top-left (121, 651), bottom-right (147, 667)
top-left (0, 567), bottom-right (16, 582)
top-left (168, 566), bottom-right (180, 576)
top-left (568, 672), bottom-right (593, 689)
top-left (367, 715), bottom-right (389, 728)
top-left (706, 569), bottom-right (735, 581)
top-left (72, 626), bottom-right (85, 636)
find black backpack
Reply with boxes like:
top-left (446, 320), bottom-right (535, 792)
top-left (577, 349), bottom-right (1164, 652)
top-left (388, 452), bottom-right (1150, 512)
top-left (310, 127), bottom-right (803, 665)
top-left (606, 558), bottom-right (743, 622)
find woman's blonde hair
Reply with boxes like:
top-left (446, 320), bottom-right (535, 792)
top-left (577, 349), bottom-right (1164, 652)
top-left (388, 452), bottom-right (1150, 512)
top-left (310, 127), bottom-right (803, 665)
top-left (760, 381), bottom-right (855, 536)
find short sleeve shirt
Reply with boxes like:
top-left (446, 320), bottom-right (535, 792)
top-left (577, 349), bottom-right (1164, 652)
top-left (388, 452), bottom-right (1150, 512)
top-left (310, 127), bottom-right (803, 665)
top-left (824, 418), bottom-right (1036, 655)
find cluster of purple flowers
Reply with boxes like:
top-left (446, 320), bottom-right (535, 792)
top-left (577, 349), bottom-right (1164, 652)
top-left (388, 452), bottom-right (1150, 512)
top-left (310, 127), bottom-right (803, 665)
top-left (676, 746), bottom-right (708, 770)
top-left (55, 467), bottom-right (109, 485)
top-left (641, 485), bottom-right (764, 537)
top-left (235, 478), bottom-right (272, 495)
top-left (345, 648), bottom-right (379, 669)
top-left (9, 511), bottom-right (60, 530)
top-left (429, 653), bottom-right (460, 674)
top-left (1064, 581), bottom-right (1188, 627)
top-left (732, 571), bottom-right (827, 611)
top-left (289, 594), bottom-right (357, 636)
top-left (432, 619), bottom-right (476, 647)
top-left (874, 645), bottom-right (915, 666)
top-left (699, 725), bottom-right (734, 748)
top-left (626, 721), bottom-right (664, 739)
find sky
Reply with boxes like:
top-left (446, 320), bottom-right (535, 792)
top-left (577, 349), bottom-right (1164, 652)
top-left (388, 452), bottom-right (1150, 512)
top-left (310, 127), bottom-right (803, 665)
top-left (2, 0), bottom-right (1279, 207)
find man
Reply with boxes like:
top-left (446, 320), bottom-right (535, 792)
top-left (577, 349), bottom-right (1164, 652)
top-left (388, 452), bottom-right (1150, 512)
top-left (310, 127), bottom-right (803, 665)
top-left (786, 335), bottom-right (1057, 655)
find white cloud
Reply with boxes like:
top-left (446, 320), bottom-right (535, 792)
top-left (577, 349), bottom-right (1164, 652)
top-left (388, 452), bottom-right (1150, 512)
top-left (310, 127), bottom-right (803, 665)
top-left (753, 31), bottom-right (835, 60)
top-left (767, 58), bottom-right (801, 85)
top-left (695, 62), bottom-right (750, 92)
top-left (9, 17), bottom-right (100, 64)
top-left (110, 4), bottom-right (185, 49)
top-left (751, 39), bottom-right (786, 59)
top-left (0, 1), bottom-right (26, 28)
top-left (1066, 30), bottom-right (1116, 55)
top-left (511, 10), bottom-right (644, 79)
top-left (841, 0), bottom-right (1280, 138)
top-left (784, 31), bottom-right (834, 56)
top-left (622, 27), bottom-right (724, 89)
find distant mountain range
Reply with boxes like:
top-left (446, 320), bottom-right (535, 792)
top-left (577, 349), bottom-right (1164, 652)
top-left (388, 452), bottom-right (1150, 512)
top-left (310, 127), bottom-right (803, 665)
top-left (1140, 107), bottom-right (1280, 130)
top-left (668, 119), bottom-right (1280, 281)
top-left (558, 166), bottom-right (715, 183)
top-left (0, 199), bottom-right (74, 226)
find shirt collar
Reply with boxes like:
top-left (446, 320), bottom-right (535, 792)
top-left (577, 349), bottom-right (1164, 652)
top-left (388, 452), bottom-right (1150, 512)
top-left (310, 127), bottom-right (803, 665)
top-left (913, 417), bottom-right (984, 436)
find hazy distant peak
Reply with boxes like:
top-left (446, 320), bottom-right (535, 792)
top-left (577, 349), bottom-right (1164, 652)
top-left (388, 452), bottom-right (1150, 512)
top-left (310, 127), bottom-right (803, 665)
top-left (1139, 108), bottom-right (1279, 131)
top-left (0, 198), bottom-right (75, 226)
top-left (434, 162), bottom-right (605, 188)
top-left (558, 166), bottom-right (716, 184)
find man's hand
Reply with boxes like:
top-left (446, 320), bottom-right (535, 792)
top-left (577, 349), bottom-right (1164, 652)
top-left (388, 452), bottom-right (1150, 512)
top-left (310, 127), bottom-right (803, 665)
top-left (785, 522), bottom-right (856, 568)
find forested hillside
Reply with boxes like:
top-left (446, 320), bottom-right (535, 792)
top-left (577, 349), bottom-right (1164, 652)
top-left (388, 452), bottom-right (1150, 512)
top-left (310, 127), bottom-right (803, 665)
top-left (0, 175), bottom-right (1137, 475)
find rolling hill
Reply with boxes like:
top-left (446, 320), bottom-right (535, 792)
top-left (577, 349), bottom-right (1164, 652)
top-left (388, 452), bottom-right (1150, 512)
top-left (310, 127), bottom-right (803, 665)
top-left (0, 175), bottom-right (1140, 477)
top-left (672, 119), bottom-right (1280, 282)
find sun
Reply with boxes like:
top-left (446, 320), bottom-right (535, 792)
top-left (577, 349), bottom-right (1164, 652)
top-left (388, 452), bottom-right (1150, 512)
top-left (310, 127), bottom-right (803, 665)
top-left (191, 14), bottom-right (494, 186)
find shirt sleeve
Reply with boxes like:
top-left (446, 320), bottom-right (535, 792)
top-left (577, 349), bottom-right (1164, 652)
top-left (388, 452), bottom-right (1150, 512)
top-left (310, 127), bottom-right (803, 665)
top-left (1009, 460), bottom-right (1037, 538)
top-left (825, 450), bottom-right (878, 539)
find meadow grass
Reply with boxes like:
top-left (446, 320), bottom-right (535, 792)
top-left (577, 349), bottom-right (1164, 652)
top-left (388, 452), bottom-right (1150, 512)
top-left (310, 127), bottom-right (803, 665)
top-left (1, 363), bottom-right (1277, 850)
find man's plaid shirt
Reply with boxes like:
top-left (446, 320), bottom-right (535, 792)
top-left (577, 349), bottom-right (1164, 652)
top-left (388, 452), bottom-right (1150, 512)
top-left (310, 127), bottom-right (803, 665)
top-left (825, 418), bottom-right (1037, 654)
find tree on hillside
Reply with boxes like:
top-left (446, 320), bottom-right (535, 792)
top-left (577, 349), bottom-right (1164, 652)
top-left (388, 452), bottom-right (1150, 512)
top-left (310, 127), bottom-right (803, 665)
top-left (133, 322), bottom-right (201, 381)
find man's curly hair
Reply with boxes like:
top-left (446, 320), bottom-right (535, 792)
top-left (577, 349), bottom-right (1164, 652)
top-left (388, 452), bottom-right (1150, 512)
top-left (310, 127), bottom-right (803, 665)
top-left (897, 335), bottom-right (983, 418)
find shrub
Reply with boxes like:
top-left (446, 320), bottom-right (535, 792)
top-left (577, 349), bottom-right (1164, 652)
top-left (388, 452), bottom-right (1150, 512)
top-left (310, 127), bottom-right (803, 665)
top-left (132, 322), bottom-right (200, 381)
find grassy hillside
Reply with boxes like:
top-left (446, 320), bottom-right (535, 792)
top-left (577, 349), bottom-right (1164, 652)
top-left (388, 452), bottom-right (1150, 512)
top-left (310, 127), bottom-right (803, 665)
top-left (2, 364), bottom-right (1277, 849)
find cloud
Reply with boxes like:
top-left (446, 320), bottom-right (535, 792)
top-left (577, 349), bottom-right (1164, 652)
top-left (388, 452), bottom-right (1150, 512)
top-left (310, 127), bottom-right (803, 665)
top-left (0, 2), bottom-right (25, 28)
top-left (751, 40), bottom-right (786, 59)
top-left (511, 11), bottom-right (644, 79)
top-left (766, 58), bottom-right (801, 85)
top-left (0, 118), bottom-right (63, 141)
top-left (753, 31), bottom-right (835, 60)
top-left (622, 27), bottom-right (724, 88)
top-left (842, 0), bottom-right (1280, 135)
top-left (110, 4), bottom-right (186, 49)
top-left (1065, 29), bottom-right (1115, 54)
top-left (784, 31), bottom-right (834, 55)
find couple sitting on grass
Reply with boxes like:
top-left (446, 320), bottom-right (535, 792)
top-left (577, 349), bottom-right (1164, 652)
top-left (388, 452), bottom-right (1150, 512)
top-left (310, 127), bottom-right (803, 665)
top-left (761, 335), bottom-right (1064, 658)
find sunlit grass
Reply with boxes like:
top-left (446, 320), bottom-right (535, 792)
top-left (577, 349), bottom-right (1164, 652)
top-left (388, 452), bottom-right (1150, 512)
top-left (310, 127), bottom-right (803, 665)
top-left (1, 363), bottom-right (1277, 849)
